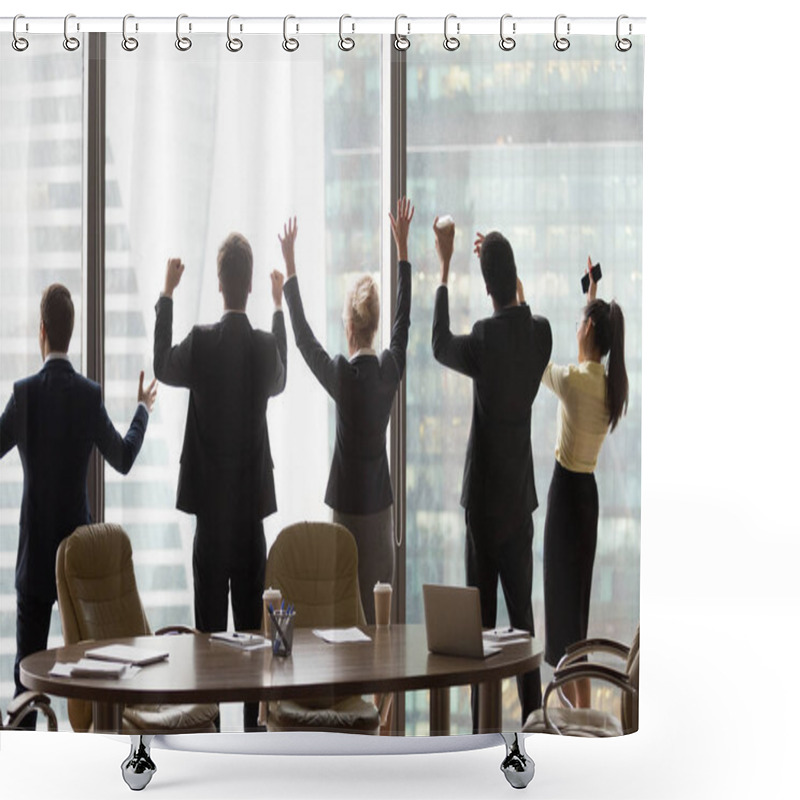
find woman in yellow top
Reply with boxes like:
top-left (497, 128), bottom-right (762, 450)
top-left (541, 258), bottom-right (628, 708)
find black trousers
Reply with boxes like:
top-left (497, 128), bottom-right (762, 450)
top-left (14, 591), bottom-right (54, 730)
top-left (543, 460), bottom-right (598, 667)
top-left (465, 507), bottom-right (542, 730)
top-left (193, 512), bottom-right (266, 731)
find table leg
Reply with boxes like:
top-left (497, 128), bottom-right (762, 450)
top-left (93, 700), bottom-right (123, 733)
top-left (477, 680), bottom-right (502, 733)
top-left (429, 687), bottom-right (450, 735)
top-left (121, 735), bottom-right (157, 791)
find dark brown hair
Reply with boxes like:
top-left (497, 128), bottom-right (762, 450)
top-left (585, 298), bottom-right (628, 431)
top-left (479, 232), bottom-right (517, 307)
top-left (40, 283), bottom-right (74, 353)
top-left (217, 232), bottom-right (253, 309)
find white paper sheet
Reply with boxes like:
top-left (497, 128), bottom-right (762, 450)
top-left (312, 627), bottom-right (371, 644)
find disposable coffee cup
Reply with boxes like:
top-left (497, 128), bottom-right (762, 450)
top-left (435, 214), bottom-right (454, 230)
top-left (374, 582), bottom-right (392, 626)
top-left (263, 587), bottom-right (282, 637)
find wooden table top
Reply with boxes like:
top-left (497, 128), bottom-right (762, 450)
top-left (21, 625), bottom-right (542, 706)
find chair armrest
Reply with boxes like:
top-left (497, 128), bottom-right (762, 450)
top-left (5, 691), bottom-right (58, 731)
top-left (543, 663), bottom-right (636, 735)
top-left (155, 625), bottom-right (200, 636)
top-left (560, 637), bottom-right (630, 666)
top-left (555, 638), bottom-right (631, 707)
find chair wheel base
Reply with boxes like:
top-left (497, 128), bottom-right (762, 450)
top-left (500, 733), bottom-right (535, 789)
top-left (121, 735), bottom-right (157, 791)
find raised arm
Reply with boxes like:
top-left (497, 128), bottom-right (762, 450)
top-left (387, 197), bottom-right (414, 378)
top-left (279, 218), bottom-right (341, 401)
top-left (268, 270), bottom-right (287, 397)
top-left (0, 392), bottom-right (18, 459)
top-left (94, 372), bottom-right (153, 475)
top-left (431, 217), bottom-right (480, 377)
top-left (153, 258), bottom-right (193, 387)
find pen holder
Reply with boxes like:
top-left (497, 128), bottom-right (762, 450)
top-left (271, 610), bottom-right (295, 657)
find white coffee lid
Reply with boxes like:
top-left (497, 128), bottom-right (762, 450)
top-left (435, 214), bottom-right (454, 228)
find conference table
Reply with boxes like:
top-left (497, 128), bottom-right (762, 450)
top-left (21, 624), bottom-right (542, 735)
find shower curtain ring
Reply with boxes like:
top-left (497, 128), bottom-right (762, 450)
top-left (176, 14), bottom-right (192, 51)
top-left (122, 14), bottom-right (139, 51)
top-left (443, 14), bottom-right (460, 51)
top-left (394, 15), bottom-right (410, 51)
top-left (12, 14), bottom-right (29, 51)
top-left (338, 14), bottom-right (355, 51)
top-left (63, 14), bottom-right (80, 51)
top-left (615, 15), bottom-right (632, 52)
top-left (283, 15), bottom-right (299, 52)
top-left (553, 14), bottom-right (570, 51)
top-left (226, 15), bottom-right (243, 52)
top-left (499, 14), bottom-right (516, 51)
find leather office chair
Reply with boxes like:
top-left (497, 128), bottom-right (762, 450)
top-left (2, 692), bottom-right (58, 731)
top-left (55, 523), bottom-right (218, 734)
top-left (523, 627), bottom-right (639, 737)
top-left (262, 521), bottom-right (381, 734)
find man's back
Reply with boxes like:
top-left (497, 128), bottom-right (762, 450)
top-left (433, 289), bottom-right (552, 516)
top-left (153, 297), bottom-right (287, 520)
top-left (0, 358), bottom-right (148, 599)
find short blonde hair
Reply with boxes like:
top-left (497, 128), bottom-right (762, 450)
top-left (344, 275), bottom-right (380, 350)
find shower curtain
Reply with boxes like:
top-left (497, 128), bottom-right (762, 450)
top-left (0, 17), bottom-right (643, 741)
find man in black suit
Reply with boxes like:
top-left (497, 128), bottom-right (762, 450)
top-left (0, 283), bottom-right (156, 728)
top-left (431, 222), bottom-right (552, 728)
top-left (153, 233), bottom-right (286, 731)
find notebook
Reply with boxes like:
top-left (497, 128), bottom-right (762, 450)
top-left (422, 584), bottom-right (500, 659)
top-left (84, 644), bottom-right (169, 666)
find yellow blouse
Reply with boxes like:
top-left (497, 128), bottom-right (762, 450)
top-left (541, 360), bottom-right (609, 473)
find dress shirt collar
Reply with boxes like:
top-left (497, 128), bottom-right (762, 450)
top-left (350, 348), bottom-right (377, 362)
top-left (44, 352), bottom-right (71, 364)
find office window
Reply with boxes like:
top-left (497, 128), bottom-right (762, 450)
top-left (404, 36), bottom-right (643, 733)
top-left (0, 38), bottom-right (85, 724)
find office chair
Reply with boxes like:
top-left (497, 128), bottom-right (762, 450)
top-left (262, 521), bottom-right (381, 734)
top-left (2, 692), bottom-right (58, 731)
top-left (523, 627), bottom-right (639, 737)
top-left (55, 523), bottom-right (218, 734)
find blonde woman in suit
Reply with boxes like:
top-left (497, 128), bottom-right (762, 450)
top-left (279, 198), bottom-right (413, 624)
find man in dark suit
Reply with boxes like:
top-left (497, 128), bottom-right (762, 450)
top-left (153, 233), bottom-right (286, 731)
top-left (0, 283), bottom-right (156, 728)
top-left (431, 222), bottom-right (552, 728)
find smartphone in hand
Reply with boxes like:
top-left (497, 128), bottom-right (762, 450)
top-left (581, 262), bottom-right (602, 294)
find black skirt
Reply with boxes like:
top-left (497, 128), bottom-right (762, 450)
top-left (543, 460), bottom-right (599, 667)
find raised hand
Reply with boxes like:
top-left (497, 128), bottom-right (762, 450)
top-left (516, 277), bottom-right (526, 305)
top-left (388, 196), bottom-right (414, 262)
top-left (137, 371), bottom-right (158, 413)
top-left (270, 270), bottom-right (285, 307)
top-left (278, 217), bottom-right (298, 278)
top-left (163, 258), bottom-right (185, 298)
top-left (473, 232), bottom-right (485, 258)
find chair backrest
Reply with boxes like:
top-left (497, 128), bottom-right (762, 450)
top-left (57, 523), bottom-right (151, 643)
top-left (621, 626), bottom-right (640, 733)
top-left (56, 523), bottom-right (150, 731)
top-left (265, 522), bottom-right (366, 628)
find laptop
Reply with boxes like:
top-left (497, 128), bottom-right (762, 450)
top-left (422, 584), bottom-right (501, 659)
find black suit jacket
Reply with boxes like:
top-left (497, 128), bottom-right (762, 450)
top-left (0, 358), bottom-right (148, 601)
top-left (283, 261), bottom-right (411, 515)
top-left (153, 297), bottom-right (287, 520)
top-left (432, 286), bottom-right (552, 517)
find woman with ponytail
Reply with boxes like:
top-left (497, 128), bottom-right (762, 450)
top-left (278, 198), bottom-right (414, 624)
top-left (541, 257), bottom-right (629, 708)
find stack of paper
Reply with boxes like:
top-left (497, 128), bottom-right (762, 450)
top-left (49, 659), bottom-right (132, 679)
top-left (209, 631), bottom-right (270, 650)
top-left (312, 627), bottom-right (371, 644)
